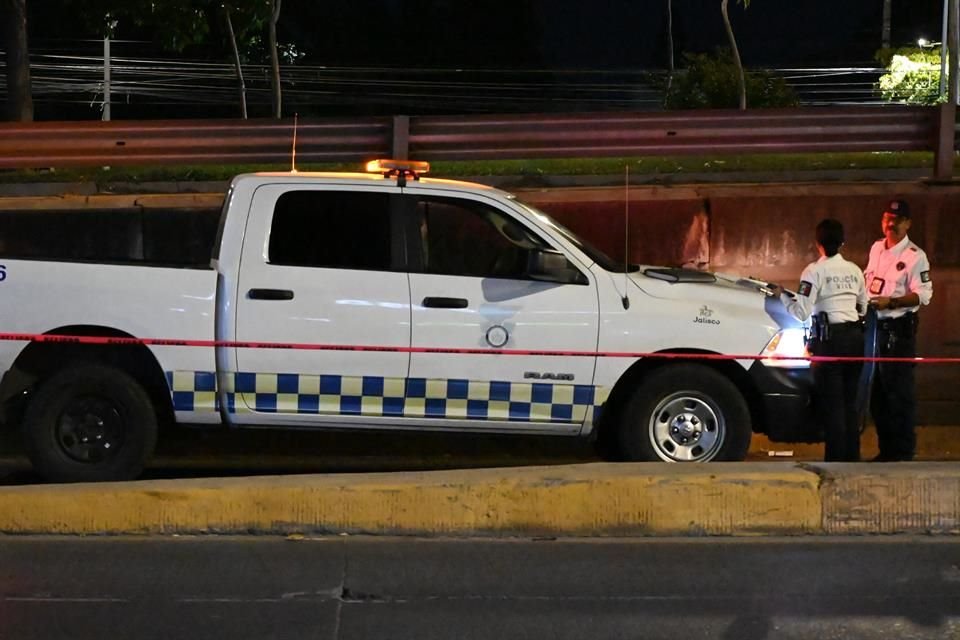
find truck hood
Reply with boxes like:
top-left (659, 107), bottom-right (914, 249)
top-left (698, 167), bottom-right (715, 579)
top-left (627, 266), bottom-right (803, 330)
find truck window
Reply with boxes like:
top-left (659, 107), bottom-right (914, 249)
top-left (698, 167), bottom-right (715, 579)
top-left (268, 191), bottom-right (392, 270)
top-left (416, 196), bottom-right (550, 280)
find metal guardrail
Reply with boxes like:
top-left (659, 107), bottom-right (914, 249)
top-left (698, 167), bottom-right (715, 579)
top-left (0, 106), bottom-right (940, 170)
top-left (0, 118), bottom-right (394, 169)
top-left (409, 107), bottom-right (936, 159)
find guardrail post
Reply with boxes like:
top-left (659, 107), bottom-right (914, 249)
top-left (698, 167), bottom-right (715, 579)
top-left (933, 102), bottom-right (956, 181)
top-left (392, 115), bottom-right (410, 160)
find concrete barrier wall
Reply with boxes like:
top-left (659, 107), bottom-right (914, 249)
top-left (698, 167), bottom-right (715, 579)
top-left (1, 181), bottom-right (957, 421)
top-left (521, 182), bottom-right (960, 424)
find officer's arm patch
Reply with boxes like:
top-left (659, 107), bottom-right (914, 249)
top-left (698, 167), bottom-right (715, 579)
top-left (921, 270), bottom-right (931, 283)
top-left (798, 281), bottom-right (813, 297)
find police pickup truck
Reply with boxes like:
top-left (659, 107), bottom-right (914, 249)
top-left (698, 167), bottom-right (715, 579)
top-left (0, 160), bottom-right (813, 481)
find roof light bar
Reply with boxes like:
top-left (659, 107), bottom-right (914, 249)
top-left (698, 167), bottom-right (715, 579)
top-left (364, 159), bottom-right (430, 186)
top-left (365, 159), bottom-right (430, 174)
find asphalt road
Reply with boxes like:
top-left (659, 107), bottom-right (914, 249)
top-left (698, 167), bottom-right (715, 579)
top-left (0, 427), bottom-right (599, 484)
top-left (1, 536), bottom-right (958, 639)
top-left (1, 424), bottom-right (958, 485)
top-left (0, 426), bottom-right (833, 485)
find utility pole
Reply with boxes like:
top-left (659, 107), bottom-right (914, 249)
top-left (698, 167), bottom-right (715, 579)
top-left (103, 35), bottom-right (111, 121)
top-left (934, 0), bottom-right (958, 180)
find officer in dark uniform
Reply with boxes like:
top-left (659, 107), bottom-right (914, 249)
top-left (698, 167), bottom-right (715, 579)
top-left (864, 199), bottom-right (933, 461)
top-left (770, 219), bottom-right (867, 462)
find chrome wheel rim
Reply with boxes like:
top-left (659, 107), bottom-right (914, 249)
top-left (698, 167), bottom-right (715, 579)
top-left (648, 392), bottom-right (725, 462)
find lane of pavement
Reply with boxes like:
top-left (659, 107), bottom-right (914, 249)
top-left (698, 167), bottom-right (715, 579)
top-left (2, 536), bottom-right (959, 639)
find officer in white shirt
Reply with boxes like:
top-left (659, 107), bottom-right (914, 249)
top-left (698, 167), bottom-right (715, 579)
top-left (864, 199), bottom-right (933, 461)
top-left (770, 219), bottom-right (867, 461)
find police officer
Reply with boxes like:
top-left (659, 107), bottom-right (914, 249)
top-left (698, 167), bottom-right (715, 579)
top-left (770, 219), bottom-right (867, 462)
top-left (864, 199), bottom-right (933, 461)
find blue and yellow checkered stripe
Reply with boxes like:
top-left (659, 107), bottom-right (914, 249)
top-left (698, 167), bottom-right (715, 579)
top-left (166, 372), bottom-right (608, 425)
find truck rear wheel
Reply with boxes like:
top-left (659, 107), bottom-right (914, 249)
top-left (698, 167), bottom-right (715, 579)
top-left (617, 364), bottom-right (751, 462)
top-left (21, 363), bottom-right (158, 482)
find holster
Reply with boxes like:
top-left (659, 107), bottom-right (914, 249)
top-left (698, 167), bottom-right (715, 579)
top-left (811, 311), bottom-right (830, 343)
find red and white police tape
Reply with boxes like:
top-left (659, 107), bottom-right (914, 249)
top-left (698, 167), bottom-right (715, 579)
top-left (0, 332), bottom-right (958, 364)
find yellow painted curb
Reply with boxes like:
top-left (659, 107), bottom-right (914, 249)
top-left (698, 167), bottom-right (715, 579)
top-left (0, 463), bottom-right (821, 536)
top-left (817, 462), bottom-right (960, 534)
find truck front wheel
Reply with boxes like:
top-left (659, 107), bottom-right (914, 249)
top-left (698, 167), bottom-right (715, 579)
top-left (22, 364), bottom-right (158, 482)
top-left (617, 364), bottom-right (751, 462)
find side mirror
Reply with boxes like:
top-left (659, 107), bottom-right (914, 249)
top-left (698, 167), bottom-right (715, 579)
top-left (527, 249), bottom-right (587, 285)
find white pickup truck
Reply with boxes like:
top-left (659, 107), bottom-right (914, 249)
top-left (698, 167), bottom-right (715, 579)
top-left (0, 160), bottom-right (813, 481)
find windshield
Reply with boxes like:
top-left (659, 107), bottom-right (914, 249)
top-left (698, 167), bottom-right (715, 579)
top-left (512, 198), bottom-right (636, 273)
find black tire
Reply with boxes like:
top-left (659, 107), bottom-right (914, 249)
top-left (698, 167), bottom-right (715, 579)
top-left (21, 363), bottom-right (158, 482)
top-left (617, 364), bottom-right (751, 462)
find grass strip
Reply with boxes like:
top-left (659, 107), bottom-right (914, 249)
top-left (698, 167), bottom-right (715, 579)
top-left (0, 151), bottom-right (946, 185)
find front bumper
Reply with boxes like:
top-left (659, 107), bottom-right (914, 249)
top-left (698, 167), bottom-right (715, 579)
top-left (748, 362), bottom-right (819, 443)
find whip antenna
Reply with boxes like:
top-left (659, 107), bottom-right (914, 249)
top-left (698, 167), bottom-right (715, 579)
top-left (622, 165), bottom-right (631, 310)
top-left (290, 113), bottom-right (299, 173)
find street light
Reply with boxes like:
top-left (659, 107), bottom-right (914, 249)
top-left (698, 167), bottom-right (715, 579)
top-left (917, 31), bottom-right (949, 100)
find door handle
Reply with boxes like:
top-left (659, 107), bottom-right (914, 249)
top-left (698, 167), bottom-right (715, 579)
top-left (422, 296), bottom-right (469, 309)
top-left (248, 288), bottom-right (294, 301)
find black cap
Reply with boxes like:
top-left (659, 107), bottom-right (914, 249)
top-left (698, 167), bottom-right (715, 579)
top-left (884, 199), bottom-right (911, 218)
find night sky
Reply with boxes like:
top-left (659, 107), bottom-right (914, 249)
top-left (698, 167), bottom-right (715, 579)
top-left (290, 0), bottom-right (944, 69)
top-left (25, 0), bottom-right (946, 69)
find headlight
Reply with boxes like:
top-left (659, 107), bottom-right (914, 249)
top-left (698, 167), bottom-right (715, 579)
top-left (761, 328), bottom-right (809, 368)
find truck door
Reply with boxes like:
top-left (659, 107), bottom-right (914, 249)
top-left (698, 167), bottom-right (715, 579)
top-left (233, 184), bottom-right (411, 425)
top-left (404, 192), bottom-right (600, 433)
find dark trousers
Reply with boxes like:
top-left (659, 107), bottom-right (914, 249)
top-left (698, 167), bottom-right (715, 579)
top-left (871, 315), bottom-right (918, 461)
top-left (811, 322), bottom-right (864, 462)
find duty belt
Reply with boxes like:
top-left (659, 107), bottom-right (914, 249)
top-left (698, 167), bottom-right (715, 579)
top-left (810, 314), bottom-right (861, 343)
top-left (877, 312), bottom-right (917, 352)
top-left (878, 313), bottom-right (916, 332)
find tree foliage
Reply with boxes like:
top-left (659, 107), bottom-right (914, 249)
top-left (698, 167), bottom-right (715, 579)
top-left (51, 0), bottom-right (284, 117)
top-left (64, 0), bottom-right (269, 55)
top-left (663, 50), bottom-right (798, 110)
top-left (876, 47), bottom-right (944, 105)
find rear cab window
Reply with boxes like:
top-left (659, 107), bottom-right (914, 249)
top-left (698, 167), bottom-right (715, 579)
top-left (268, 190), bottom-right (396, 271)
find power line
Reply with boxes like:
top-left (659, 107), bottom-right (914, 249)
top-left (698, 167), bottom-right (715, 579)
top-left (0, 45), bottom-right (892, 116)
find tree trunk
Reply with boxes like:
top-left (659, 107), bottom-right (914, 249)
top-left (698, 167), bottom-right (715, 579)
top-left (2, 0), bottom-right (34, 121)
top-left (666, 0), bottom-right (674, 103)
top-left (268, 0), bottom-right (282, 119)
top-left (882, 0), bottom-right (892, 49)
top-left (223, 6), bottom-right (247, 119)
top-left (721, 0), bottom-right (747, 110)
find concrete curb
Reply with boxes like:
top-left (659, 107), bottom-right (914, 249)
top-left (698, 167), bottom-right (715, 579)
top-left (0, 463), bottom-right (821, 537)
top-left (1, 463), bottom-right (959, 538)
top-left (816, 462), bottom-right (960, 534)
